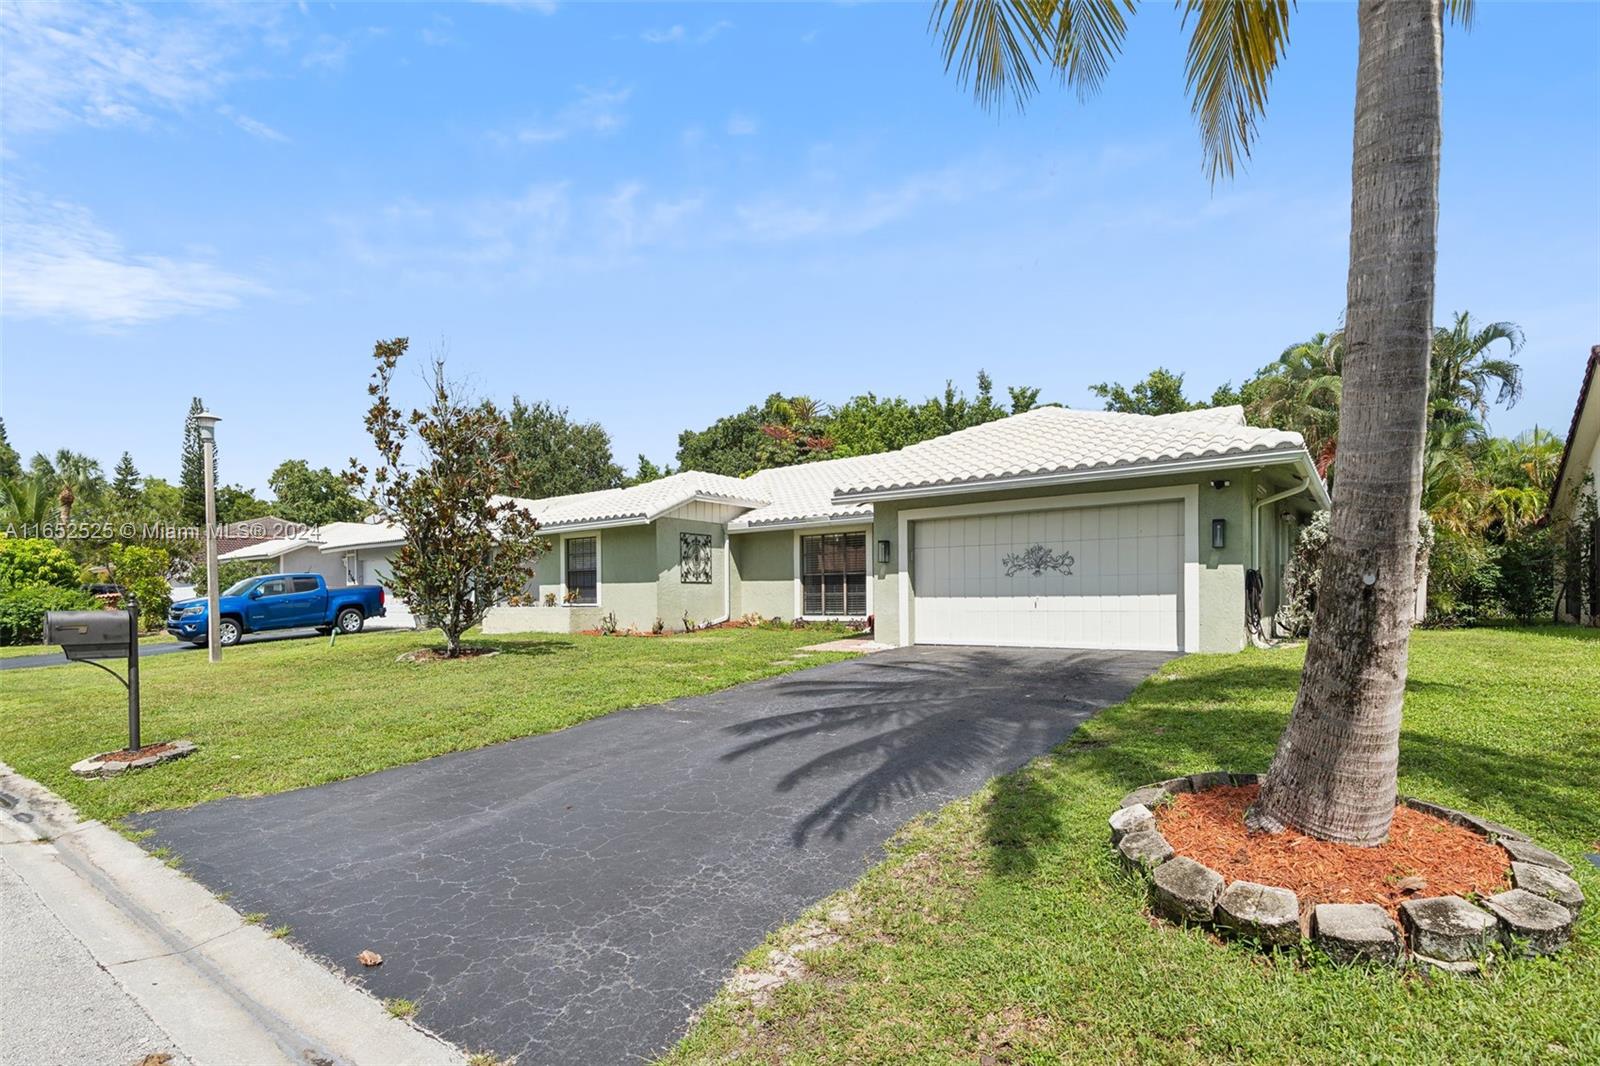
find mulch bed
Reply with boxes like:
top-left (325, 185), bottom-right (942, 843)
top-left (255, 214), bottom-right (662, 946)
top-left (97, 743), bottom-right (176, 764)
top-left (1156, 784), bottom-right (1510, 919)
top-left (396, 647), bottom-right (501, 662)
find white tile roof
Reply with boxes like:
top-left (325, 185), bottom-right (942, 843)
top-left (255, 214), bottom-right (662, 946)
top-left (459, 406), bottom-right (1320, 538)
top-left (217, 520), bottom-right (404, 561)
top-left (502, 471), bottom-right (767, 531)
top-left (828, 405), bottom-right (1311, 500)
top-left (729, 455), bottom-right (883, 530)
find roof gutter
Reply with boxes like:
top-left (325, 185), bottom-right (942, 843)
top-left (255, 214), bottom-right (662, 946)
top-left (1253, 476), bottom-right (1311, 572)
top-left (833, 449), bottom-right (1330, 509)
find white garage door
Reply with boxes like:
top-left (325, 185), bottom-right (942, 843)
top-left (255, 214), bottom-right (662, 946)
top-left (911, 501), bottom-right (1185, 651)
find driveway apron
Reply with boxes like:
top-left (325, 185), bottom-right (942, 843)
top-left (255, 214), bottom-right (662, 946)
top-left (129, 646), bottom-right (1171, 1064)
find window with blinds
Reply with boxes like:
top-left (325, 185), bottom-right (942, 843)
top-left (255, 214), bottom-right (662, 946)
top-left (565, 536), bottom-right (597, 605)
top-left (800, 531), bottom-right (867, 616)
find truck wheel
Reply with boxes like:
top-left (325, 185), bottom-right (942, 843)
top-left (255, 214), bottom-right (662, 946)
top-left (336, 607), bottom-right (365, 635)
top-left (218, 618), bottom-right (242, 647)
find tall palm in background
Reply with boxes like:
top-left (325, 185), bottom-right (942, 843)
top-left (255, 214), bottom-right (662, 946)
top-left (1245, 332), bottom-right (1344, 475)
top-left (30, 449), bottom-right (106, 526)
top-left (0, 474), bottom-right (56, 531)
top-left (1429, 311), bottom-right (1523, 430)
top-left (935, 0), bottom-right (1470, 844)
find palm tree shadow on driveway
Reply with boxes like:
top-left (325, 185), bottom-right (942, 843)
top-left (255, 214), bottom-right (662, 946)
top-left (719, 648), bottom-right (1176, 847)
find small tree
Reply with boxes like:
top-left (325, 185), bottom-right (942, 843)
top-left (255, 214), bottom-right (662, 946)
top-left (106, 543), bottom-right (172, 629)
top-left (348, 338), bottom-right (543, 657)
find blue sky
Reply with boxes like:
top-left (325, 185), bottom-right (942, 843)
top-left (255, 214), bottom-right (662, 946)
top-left (3, 1), bottom-right (1597, 493)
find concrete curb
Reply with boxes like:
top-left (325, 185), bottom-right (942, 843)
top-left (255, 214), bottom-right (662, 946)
top-left (0, 762), bottom-right (465, 1066)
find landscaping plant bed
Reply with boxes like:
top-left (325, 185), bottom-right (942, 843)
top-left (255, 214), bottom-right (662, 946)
top-left (1156, 784), bottom-right (1508, 920)
top-left (71, 740), bottom-right (197, 778)
top-left (1112, 773), bottom-right (1583, 970)
top-left (394, 647), bottom-right (501, 663)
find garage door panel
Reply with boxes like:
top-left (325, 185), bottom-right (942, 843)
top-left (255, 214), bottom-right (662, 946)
top-left (912, 501), bottom-right (1184, 652)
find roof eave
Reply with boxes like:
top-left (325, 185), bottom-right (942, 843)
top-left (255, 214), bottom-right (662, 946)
top-left (831, 448), bottom-right (1330, 508)
top-left (729, 512), bottom-right (876, 533)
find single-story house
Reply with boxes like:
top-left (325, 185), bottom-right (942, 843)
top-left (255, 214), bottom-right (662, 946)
top-left (485, 405), bottom-right (1329, 654)
top-left (217, 519), bottom-right (415, 628)
top-left (1549, 345), bottom-right (1600, 624)
top-left (216, 516), bottom-right (307, 557)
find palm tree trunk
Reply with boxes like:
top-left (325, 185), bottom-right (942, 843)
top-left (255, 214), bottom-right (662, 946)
top-left (1247, 0), bottom-right (1441, 846)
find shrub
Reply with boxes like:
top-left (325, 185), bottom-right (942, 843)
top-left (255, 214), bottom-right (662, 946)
top-left (0, 583), bottom-right (97, 645)
top-left (107, 543), bottom-right (172, 630)
top-left (0, 537), bottom-right (81, 591)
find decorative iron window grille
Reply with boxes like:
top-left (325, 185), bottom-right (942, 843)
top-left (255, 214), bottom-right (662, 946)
top-left (680, 532), bottom-right (713, 584)
top-left (565, 536), bottom-right (598, 605)
top-left (800, 531), bottom-right (867, 616)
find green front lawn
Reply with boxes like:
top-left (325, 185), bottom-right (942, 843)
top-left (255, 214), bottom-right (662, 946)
top-left (0, 626), bottom-right (857, 824)
top-left (668, 627), bottom-right (1600, 1065)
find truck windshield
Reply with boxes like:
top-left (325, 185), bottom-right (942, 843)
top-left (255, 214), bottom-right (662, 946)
top-left (223, 578), bottom-right (260, 597)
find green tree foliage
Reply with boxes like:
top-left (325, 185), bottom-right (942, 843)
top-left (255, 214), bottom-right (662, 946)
top-left (215, 484), bottom-right (275, 525)
top-left (137, 478), bottom-right (185, 526)
top-left (625, 454), bottom-right (674, 487)
top-left (1089, 367), bottom-right (1213, 416)
top-left (194, 559), bottom-right (274, 598)
top-left (503, 398), bottom-right (625, 498)
top-left (267, 460), bottom-right (366, 525)
top-left (30, 449), bottom-right (105, 526)
top-left (179, 397), bottom-right (215, 527)
top-left (111, 453), bottom-right (141, 507)
top-left (674, 400), bottom-right (774, 478)
top-left (0, 419), bottom-right (20, 480)
top-left (0, 475), bottom-right (55, 534)
top-left (348, 338), bottom-right (544, 657)
top-left (0, 537), bottom-right (80, 589)
top-left (106, 543), bottom-right (172, 629)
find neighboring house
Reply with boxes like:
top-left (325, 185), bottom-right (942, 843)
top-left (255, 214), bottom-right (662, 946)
top-left (1549, 345), bottom-right (1600, 624)
top-left (217, 519), bottom-right (415, 628)
top-left (216, 516), bottom-right (307, 557)
top-left (486, 405), bottom-right (1329, 654)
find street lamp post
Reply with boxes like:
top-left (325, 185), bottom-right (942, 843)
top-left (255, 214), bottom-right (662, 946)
top-left (194, 412), bottom-right (222, 663)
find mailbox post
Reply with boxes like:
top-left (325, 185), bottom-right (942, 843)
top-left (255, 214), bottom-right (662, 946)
top-left (45, 596), bottom-right (142, 753)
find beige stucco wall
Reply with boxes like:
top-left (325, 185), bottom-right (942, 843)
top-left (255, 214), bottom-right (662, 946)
top-left (654, 515), bottom-right (728, 628)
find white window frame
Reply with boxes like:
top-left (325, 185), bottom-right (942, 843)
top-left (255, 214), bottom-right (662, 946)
top-left (895, 484), bottom-right (1200, 651)
top-left (557, 530), bottom-right (603, 608)
top-left (792, 526), bottom-right (874, 621)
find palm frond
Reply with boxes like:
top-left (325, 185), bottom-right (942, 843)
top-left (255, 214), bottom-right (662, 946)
top-left (932, 0), bottom-right (1135, 111)
top-left (1180, 0), bottom-right (1293, 182)
top-left (1444, 0), bottom-right (1474, 28)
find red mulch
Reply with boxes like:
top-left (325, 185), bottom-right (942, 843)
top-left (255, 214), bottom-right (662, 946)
top-left (1155, 785), bottom-right (1510, 919)
top-left (98, 743), bottom-right (176, 763)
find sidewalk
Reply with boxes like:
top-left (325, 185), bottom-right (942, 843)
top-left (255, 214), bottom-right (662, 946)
top-left (0, 764), bottom-right (464, 1066)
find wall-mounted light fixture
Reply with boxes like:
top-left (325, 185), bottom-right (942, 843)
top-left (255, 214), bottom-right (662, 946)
top-left (877, 539), bottom-right (892, 565)
top-left (1211, 518), bottom-right (1227, 549)
top-left (1210, 479), bottom-right (1231, 490)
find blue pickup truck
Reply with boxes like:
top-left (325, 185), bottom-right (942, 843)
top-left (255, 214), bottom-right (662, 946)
top-left (167, 573), bottom-right (387, 647)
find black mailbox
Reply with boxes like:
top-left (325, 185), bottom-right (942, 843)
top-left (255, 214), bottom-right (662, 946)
top-left (45, 610), bottom-right (134, 662)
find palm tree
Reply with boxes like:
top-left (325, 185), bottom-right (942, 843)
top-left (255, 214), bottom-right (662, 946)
top-left (1429, 311), bottom-right (1523, 430)
top-left (1244, 332), bottom-right (1345, 476)
top-left (31, 449), bottom-right (105, 527)
top-left (935, 0), bottom-right (1470, 845)
top-left (1, 474), bottom-right (56, 532)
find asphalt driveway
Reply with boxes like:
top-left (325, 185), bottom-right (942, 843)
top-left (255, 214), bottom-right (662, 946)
top-left (129, 645), bottom-right (1172, 1065)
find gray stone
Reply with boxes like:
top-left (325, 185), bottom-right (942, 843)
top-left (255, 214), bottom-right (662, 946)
top-left (1511, 862), bottom-right (1586, 918)
top-left (1119, 785), bottom-right (1171, 809)
top-left (70, 740), bottom-right (198, 779)
top-left (1228, 771), bottom-right (1260, 787)
top-left (1483, 889), bottom-right (1575, 956)
top-left (1150, 857), bottom-right (1224, 923)
top-left (1397, 797), bottom-right (1528, 841)
top-left (1215, 880), bottom-right (1300, 947)
top-left (1411, 953), bottom-right (1482, 975)
top-left (1117, 829), bottom-right (1174, 874)
top-left (1109, 803), bottom-right (1156, 844)
top-left (1500, 838), bottom-right (1574, 874)
top-left (1312, 903), bottom-right (1402, 966)
top-left (1399, 896), bottom-right (1497, 962)
top-left (1157, 776), bottom-right (1195, 794)
top-left (1187, 770), bottom-right (1232, 792)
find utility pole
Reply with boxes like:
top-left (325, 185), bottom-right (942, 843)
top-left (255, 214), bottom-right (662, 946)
top-left (194, 411), bottom-right (222, 664)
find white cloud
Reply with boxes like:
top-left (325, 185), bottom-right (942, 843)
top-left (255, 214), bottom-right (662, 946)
top-left (498, 86), bottom-right (631, 146)
top-left (1, 190), bottom-right (262, 327)
top-left (641, 20), bottom-right (730, 46)
top-left (217, 104), bottom-right (289, 143)
top-left (735, 163), bottom-right (1002, 242)
top-left (0, 1), bottom-right (256, 134)
top-left (470, 0), bottom-right (559, 13)
top-left (726, 113), bottom-right (759, 137)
